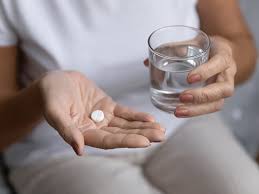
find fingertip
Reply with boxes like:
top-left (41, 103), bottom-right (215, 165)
top-left (155, 123), bottom-right (166, 132)
top-left (135, 136), bottom-right (151, 148)
top-left (146, 117), bottom-right (155, 122)
top-left (143, 140), bottom-right (151, 147)
top-left (160, 127), bottom-right (166, 133)
top-left (143, 114), bottom-right (156, 122)
top-left (151, 130), bottom-right (166, 142)
top-left (72, 141), bottom-right (83, 156)
top-left (77, 145), bottom-right (85, 156)
top-left (143, 59), bottom-right (149, 66)
top-left (188, 74), bottom-right (201, 84)
top-left (71, 130), bottom-right (85, 156)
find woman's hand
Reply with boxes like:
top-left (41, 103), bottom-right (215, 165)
top-left (38, 71), bottom-right (165, 155)
top-left (175, 36), bottom-right (237, 117)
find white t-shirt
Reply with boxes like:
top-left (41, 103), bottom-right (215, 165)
top-left (0, 0), bottom-right (199, 168)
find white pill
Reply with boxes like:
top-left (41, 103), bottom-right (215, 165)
top-left (91, 110), bottom-right (104, 123)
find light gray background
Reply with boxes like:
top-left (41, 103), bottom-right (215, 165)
top-left (0, 1), bottom-right (258, 193)
top-left (221, 0), bottom-right (259, 157)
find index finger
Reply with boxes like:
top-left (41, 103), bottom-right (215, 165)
top-left (188, 54), bottom-right (231, 83)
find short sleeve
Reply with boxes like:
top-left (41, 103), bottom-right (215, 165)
top-left (0, 2), bottom-right (18, 46)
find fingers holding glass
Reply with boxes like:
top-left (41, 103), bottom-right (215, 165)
top-left (187, 54), bottom-right (231, 84)
top-left (175, 99), bottom-right (225, 117)
top-left (177, 73), bottom-right (234, 117)
top-left (179, 81), bottom-right (234, 104)
top-left (148, 26), bottom-right (210, 113)
top-left (177, 52), bottom-right (235, 117)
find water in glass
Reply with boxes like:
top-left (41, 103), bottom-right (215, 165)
top-left (150, 44), bottom-right (207, 113)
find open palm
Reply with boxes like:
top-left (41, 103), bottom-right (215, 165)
top-left (39, 71), bottom-right (165, 155)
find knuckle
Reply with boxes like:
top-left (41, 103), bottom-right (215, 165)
top-left (202, 65), bottom-right (212, 79)
top-left (210, 87), bottom-right (222, 100)
top-left (214, 54), bottom-right (223, 65)
top-left (221, 53), bottom-right (232, 66)
top-left (217, 37), bottom-right (233, 54)
top-left (224, 43), bottom-right (233, 55)
top-left (194, 95), bottom-right (201, 104)
top-left (212, 55), bottom-right (226, 71)
top-left (197, 91), bottom-right (210, 103)
top-left (194, 65), bottom-right (210, 80)
top-left (203, 63), bottom-right (211, 74)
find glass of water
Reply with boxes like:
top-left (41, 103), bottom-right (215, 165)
top-left (148, 25), bottom-right (210, 113)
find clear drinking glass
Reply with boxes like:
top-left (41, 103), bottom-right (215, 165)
top-left (148, 25), bottom-right (210, 113)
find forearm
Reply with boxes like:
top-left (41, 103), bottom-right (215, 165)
top-left (0, 81), bottom-right (43, 151)
top-left (197, 0), bottom-right (257, 86)
top-left (228, 35), bottom-right (257, 85)
top-left (200, 28), bottom-right (257, 86)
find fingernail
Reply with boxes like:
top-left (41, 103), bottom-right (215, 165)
top-left (175, 108), bottom-right (189, 117)
top-left (180, 94), bottom-right (194, 103)
top-left (188, 74), bottom-right (201, 83)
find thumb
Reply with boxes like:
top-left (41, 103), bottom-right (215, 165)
top-left (61, 125), bottom-right (85, 156)
top-left (45, 109), bottom-right (85, 156)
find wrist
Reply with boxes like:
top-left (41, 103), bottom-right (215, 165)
top-left (29, 80), bottom-right (45, 113)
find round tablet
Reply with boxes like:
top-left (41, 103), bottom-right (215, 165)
top-left (91, 110), bottom-right (104, 123)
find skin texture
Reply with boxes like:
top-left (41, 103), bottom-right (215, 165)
top-left (145, 0), bottom-right (257, 118)
top-left (175, 36), bottom-right (236, 117)
top-left (197, 0), bottom-right (257, 85)
top-left (40, 71), bottom-right (165, 155)
top-left (176, 0), bottom-right (257, 117)
top-left (0, 0), bottom-right (257, 154)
